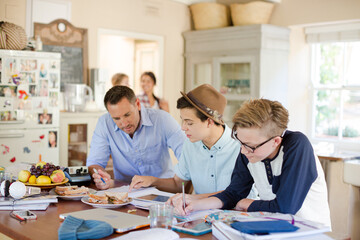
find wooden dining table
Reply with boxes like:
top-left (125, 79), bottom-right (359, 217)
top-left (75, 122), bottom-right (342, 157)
top-left (0, 181), bottom-right (215, 240)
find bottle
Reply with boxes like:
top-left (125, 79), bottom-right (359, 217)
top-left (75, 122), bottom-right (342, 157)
top-left (35, 36), bottom-right (43, 51)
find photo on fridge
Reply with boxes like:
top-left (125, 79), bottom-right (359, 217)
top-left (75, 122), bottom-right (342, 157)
top-left (49, 73), bottom-right (59, 89)
top-left (38, 113), bottom-right (52, 124)
top-left (39, 79), bottom-right (49, 97)
top-left (29, 85), bottom-right (38, 96)
top-left (0, 111), bottom-right (16, 121)
top-left (20, 59), bottom-right (37, 71)
top-left (49, 92), bottom-right (58, 107)
top-left (20, 72), bottom-right (36, 84)
top-left (48, 131), bottom-right (57, 148)
top-left (39, 61), bottom-right (49, 78)
top-left (0, 86), bottom-right (17, 97)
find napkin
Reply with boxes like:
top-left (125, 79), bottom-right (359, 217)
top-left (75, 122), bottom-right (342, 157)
top-left (58, 215), bottom-right (113, 240)
top-left (231, 220), bottom-right (299, 235)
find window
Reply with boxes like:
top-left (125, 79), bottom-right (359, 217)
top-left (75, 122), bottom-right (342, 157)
top-left (311, 42), bottom-right (360, 143)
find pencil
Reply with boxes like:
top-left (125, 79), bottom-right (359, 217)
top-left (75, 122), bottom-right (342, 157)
top-left (93, 168), bottom-right (106, 184)
top-left (182, 182), bottom-right (186, 211)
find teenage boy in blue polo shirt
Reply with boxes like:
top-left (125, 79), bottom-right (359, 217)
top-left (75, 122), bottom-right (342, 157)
top-left (130, 84), bottom-right (256, 199)
top-left (172, 99), bottom-right (331, 227)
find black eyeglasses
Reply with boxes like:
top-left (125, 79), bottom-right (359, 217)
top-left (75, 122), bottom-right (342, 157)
top-left (234, 133), bottom-right (277, 153)
top-left (233, 129), bottom-right (286, 153)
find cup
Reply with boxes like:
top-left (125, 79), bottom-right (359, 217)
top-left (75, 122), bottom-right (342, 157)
top-left (149, 203), bottom-right (174, 229)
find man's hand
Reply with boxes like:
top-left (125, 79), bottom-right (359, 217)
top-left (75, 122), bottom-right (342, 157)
top-left (129, 175), bottom-right (156, 192)
top-left (92, 169), bottom-right (114, 190)
top-left (235, 198), bottom-right (254, 211)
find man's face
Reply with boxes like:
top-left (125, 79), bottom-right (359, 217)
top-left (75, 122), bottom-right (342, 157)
top-left (180, 108), bottom-right (210, 143)
top-left (235, 127), bottom-right (279, 163)
top-left (107, 98), bottom-right (141, 135)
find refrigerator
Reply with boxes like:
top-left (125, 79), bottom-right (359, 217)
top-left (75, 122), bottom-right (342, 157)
top-left (0, 50), bottom-right (61, 168)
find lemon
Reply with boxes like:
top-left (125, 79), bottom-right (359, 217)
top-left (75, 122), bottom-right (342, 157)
top-left (28, 175), bottom-right (37, 184)
top-left (36, 175), bottom-right (51, 184)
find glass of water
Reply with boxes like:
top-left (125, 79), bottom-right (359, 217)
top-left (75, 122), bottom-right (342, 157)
top-left (149, 203), bottom-right (174, 229)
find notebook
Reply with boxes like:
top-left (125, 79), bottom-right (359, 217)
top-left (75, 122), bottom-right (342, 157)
top-left (59, 208), bottom-right (150, 233)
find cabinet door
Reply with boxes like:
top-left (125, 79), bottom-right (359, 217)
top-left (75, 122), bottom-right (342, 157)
top-left (213, 56), bottom-right (256, 126)
top-left (68, 124), bottom-right (88, 167)
top-left (185, 56), bottom-right (213, 92)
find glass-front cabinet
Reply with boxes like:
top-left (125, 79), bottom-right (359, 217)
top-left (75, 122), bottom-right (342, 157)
top-left (184, 24), bottom-right (290, 126)
top-left (59, 111), bottom-right (105, 167)
top-left (193, 62), bottom-right (212, 88)
top-left (213, 56), bottom-right (255, 125)
top-left (68, 124), bottom-right (88, 166)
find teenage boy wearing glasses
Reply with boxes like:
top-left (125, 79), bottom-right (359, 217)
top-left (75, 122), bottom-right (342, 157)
top-left (172, 99), bottom-right (331, 227)
top-left (129, 84), bottom-right (257, 200)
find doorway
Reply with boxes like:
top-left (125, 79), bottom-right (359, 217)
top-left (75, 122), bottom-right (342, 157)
top-left (97, 29), bottom-right (164, 96)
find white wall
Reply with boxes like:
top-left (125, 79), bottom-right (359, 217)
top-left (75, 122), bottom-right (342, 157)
top-left (287, 26), bottom-right (311, 133)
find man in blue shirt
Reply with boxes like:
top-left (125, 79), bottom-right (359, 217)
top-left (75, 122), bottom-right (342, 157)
top-left (87, 86), bottom-right (186, 190)
top-left (129, 84), bottom-right (246, 199)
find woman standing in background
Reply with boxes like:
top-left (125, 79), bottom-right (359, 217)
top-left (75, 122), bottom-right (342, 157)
top-left (111, 73), bottom-right (129, 87)
top-left (137, 71), bottom-right (169, 112)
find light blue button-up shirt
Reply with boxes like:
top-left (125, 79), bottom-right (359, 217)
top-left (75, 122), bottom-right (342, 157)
top-left (86, 107), bottom-right (186, 183)
top-left (174, 125), bottom-right (240, 194)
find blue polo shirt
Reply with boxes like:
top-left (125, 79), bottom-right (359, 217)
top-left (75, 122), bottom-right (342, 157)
top-left (86, 106), bottom-right (186, 183)
top-left (174, 125), bottom-right (240, 194)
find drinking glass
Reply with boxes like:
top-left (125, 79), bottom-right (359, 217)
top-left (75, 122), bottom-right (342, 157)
top-left (149, 203), bottom-right (174, 229)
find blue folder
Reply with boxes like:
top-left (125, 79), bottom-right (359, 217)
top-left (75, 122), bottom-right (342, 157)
top-left (231, 220), bottom-right (299, 235)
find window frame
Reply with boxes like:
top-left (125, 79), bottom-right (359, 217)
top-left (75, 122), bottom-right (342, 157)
top-left (309, 41), bottom-right (360, 150)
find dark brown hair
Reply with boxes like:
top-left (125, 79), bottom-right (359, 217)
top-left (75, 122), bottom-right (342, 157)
top-left (176, 96), bottom-right (220, 126)
top-left (141, 71), bottom-right (161, 105)
top-left (141, 71), bottom-right (156, 85)
top-left (104, 86), bottom-right (136, 109)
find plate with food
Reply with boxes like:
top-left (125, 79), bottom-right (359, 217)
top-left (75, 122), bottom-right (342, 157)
top-left (50, 186), bottom-right (96, 200)
top-left (81, 192), bottom-right (132, 208)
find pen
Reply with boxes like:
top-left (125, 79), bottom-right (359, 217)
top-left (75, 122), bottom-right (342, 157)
top-left (182, 182), bottom-right (186, 211)
top-left (93, 168), bottom-right (106, 184)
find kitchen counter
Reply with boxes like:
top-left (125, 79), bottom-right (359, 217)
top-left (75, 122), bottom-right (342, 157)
top-left (318, 151), bottom-right (360, 161)
top-left (318, 152), bottom-right (360, 240)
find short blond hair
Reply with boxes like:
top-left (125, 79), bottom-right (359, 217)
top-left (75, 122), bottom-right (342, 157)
top-left (232, 99), bottom-right (289, 138)
top-left (111, 73), bottom-right (128, 86)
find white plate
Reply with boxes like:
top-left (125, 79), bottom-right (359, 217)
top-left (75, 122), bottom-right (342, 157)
top-left (81, 196), bottom-right (133, 208)
top-left (49, 188), bottom-right (96, 201)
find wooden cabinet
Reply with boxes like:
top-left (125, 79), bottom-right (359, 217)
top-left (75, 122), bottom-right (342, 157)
top-left (59, 111), bottom-right (105, 167)
top-left (183, 24), bottom-right (290, 125)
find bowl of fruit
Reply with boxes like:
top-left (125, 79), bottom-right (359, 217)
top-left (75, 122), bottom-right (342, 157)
top-left (18, 160), bottom-right (68, 189)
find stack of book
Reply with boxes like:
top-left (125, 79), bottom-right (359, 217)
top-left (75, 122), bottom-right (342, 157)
top-left (211, 212), bottom-right (331, 240)
top-left (0, 195), bottom-right (58, 210)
